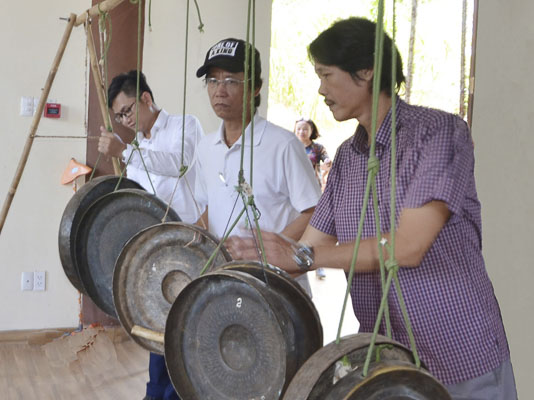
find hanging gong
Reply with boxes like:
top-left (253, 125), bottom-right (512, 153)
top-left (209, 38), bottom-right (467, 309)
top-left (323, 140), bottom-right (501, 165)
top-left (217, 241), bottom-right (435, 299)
top-left (324, 360), bottom-right (450, 400)
top-left (282, 333), bottom-right (449, 400)
top-left (217, 261), bottom-right (323, 368)
top-left (58, 175), bottom-right (143, 293)
top-left (164, 268), bottom-right (298, 400)
top-left (75, 188), bottom-right (179, 317)
top-left (113, 222), bottom-right (232, 354)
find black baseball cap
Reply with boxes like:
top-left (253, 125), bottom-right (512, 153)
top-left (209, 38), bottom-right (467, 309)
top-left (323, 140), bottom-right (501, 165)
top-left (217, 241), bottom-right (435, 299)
top-left (196, 38), bottom-right (261, 78)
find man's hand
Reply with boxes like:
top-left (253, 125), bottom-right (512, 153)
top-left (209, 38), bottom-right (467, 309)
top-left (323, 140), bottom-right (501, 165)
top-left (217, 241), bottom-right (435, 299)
top-left (98, 126), bottom-right (127, 158)
top-left (225, 231), bottom-right (300, 273)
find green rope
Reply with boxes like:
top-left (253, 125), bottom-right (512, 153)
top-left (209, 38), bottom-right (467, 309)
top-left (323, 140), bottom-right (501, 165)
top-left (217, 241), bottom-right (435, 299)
top-left (198, 0), bottom-right (268, 278)
top-left (134, 0), bottom-right (156, 195)
top-left (249, 0), bottom-right (256, 187)
top-left (192, 0), bottom-right (205, 32)
top-left (335, 156), bottom-right (376, 344)
top-left (361, 0), bottom-right (390, 377)
top-left (362, 260), bottom-right (394, 375)
top-left (246, 197), bottom-right (269, 267)
top-left (200, 205), bottom-right (247, 275)
top-left (362, 0), bottom-right (421, 376)
top-left (371, 180), bottom-right (392, 338)
top-left (393, 270), bottom-right (421, 367)
top-left (242, 0), bottom-right (268, 267)
top-left (97, 3), bottom-right (112, 106)
top-left (148, 0), bottom-right (152, 31)
top-left (180, 0), bottom-right (190, 179)
top-left (89, 153), bottom-right (102, 181)
top-left (84, 18), bottom-right (118, 179)
top-left (336, 0), bottom-right (387, 345)
top-left (238, 0), bottom-right (253, 185)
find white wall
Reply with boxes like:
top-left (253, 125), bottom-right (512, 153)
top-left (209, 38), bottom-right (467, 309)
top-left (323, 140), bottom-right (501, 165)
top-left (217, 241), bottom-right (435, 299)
top-left (471, 2), bottom-right (534, 398)
top-left (0, 1), bottom-right (88, 330)
top-left (0, 1), bottom-right (272, 331)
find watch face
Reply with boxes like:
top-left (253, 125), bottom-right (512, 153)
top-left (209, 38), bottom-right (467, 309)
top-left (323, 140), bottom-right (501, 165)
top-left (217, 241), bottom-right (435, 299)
top-left (293, 244), bottom-right (314, 271)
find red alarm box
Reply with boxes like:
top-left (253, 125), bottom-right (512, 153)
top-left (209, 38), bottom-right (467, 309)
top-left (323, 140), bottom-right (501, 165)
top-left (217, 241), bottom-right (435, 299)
top-left (44, 103), bottom-right (61, 118)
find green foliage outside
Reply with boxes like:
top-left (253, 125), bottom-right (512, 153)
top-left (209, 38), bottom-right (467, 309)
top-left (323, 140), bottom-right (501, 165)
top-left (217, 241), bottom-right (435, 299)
top-left (268, 0), bottom-right (474, 156)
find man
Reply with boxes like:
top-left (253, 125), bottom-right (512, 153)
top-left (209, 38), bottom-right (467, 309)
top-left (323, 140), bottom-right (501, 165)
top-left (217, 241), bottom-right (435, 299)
top-left (194, 38), bottom-right (321, 293)
top-left (98, 70), bottom-right (203, 224)
top-left (227, 18), bottom-right (516, 399)
top-left (98, 70), bottom-right (203, 400)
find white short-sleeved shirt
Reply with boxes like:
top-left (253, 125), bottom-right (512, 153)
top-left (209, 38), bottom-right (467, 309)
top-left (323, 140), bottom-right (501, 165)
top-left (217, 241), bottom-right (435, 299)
top-left (195, 114), bottom-right (321, 238)
top-left (122, 109), bottom-right (203, 223)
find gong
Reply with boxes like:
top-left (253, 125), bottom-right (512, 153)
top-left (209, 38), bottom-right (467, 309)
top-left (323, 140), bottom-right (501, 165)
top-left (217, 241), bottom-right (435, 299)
top-left (282, 333), bottom-right (450, 400)
top-left (218, 261), bottom-right (323, 368)
top-left (58, 175), bottom-right (143, 293)
top-left (75, 188), bottom-right (179, 317)
top-left (165, 267), bottom-right (314, 400)
top-left (325, 360), bottom-right (450, 399)
top-left (113, 222), bottom-right (232, 354)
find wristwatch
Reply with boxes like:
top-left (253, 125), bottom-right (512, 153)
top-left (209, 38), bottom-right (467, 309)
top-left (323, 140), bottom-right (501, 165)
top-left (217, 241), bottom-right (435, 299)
top-left (293, 243), bottom-right (314, 271)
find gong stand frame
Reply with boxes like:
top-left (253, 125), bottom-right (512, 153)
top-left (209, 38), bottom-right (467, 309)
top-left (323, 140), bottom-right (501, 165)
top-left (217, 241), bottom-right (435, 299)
top-left (0, 0), bottom-right (124, 236)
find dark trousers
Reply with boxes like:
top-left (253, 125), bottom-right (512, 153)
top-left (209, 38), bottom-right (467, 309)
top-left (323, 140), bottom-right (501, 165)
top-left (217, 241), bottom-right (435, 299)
top-left (146, 353), bottom-right (180, 400)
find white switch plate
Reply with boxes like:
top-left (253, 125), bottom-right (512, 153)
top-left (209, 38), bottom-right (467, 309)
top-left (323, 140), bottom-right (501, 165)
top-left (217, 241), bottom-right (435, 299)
top-left (34, 271), bottom-right (46, 291)
top-left (21, 272), bottom-right (33, 291)
top-left (20, 96), bottom-right (34, 117)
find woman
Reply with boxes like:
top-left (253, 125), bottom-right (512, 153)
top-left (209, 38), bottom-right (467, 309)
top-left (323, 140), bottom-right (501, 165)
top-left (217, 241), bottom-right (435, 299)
top-left (228, 17), bottom-right (516, 399)
top-left (294, 118), bottom-right (332, 190)
top-left (294, 117), bottom-right (331, 279)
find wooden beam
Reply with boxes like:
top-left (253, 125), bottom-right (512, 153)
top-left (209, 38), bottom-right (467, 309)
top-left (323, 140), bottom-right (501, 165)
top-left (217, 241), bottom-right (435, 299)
top-left (0, 14), bottom-right (77, 235)
top-left (75, 0), bottom-right (125, 27)
top-left (85, 20), bottom-right (121, 175)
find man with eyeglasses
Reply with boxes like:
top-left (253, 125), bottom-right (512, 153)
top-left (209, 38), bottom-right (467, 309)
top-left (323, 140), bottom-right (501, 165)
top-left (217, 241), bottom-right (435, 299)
top-left (97, 70), bottom-right (203, 400)
top-left (194, 38), bottom-right (321, 293)
top-left (98, 70), bottom-right (203, 224)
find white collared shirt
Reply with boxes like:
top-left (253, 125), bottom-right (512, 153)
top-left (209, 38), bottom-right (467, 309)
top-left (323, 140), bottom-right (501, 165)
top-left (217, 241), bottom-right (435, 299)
top-left (122, 109), bottom-right (204, 223)
top-left (195, 114), bottom-right (321, 238)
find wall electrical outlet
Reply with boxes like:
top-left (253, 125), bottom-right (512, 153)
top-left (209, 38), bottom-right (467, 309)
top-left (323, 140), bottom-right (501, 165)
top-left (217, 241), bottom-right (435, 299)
top-left (21, 272), bottom-right (34, 291)
top-left (34, 271), bottom-right (46, 291)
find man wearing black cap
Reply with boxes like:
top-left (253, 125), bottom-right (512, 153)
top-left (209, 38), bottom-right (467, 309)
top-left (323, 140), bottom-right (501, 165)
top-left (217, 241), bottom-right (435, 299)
top-left (195, 38), bottom-right (321, 292)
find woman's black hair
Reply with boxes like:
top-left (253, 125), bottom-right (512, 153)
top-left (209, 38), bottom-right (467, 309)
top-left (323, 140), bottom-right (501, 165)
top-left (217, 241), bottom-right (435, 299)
top-left (308, 17), bottom-right (405, 95)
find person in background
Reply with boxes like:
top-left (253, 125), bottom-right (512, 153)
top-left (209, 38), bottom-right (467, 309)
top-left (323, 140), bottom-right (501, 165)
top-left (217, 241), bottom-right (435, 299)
top-left (227, 17), bottom-right (516, 399)
top-left (98, 70), bottom-right (203, 400)
top-left (294, 117), bottom-right (331, 279)
top-left (294, 117), bottom-right (332, 189)
top-left (194, 38), bottom-right (321, 296)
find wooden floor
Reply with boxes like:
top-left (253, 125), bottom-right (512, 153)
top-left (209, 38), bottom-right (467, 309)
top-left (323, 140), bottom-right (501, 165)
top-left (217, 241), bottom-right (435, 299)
top-left (0, 269), bottom-right (359, 400)
top-left (0, 326), bottom-right (149, 400)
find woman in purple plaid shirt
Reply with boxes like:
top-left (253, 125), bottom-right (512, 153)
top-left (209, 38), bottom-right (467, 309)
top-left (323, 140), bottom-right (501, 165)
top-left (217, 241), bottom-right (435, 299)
top-left (228, 17), bottom-right (516, 399)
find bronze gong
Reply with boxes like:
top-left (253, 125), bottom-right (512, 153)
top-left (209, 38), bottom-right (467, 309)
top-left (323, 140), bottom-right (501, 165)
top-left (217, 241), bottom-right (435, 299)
top-left (75, 188), bottom-right (179, 317)
top-left (218, 261), bottom-right (323, 368)
top-left (164, 266), bottom-right (315, 400)
top-left (324, 360), bottom-right (451, 399)
top-left (58, 175), bottom-right (143, 292)
top-left (113, 222), bottom-right (232, 354)
top-left (282, 333), bottom-right (450, 400)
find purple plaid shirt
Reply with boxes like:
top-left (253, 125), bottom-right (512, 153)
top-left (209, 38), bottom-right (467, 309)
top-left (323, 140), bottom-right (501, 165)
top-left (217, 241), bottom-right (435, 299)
top-left (310, 99), bottom-right (510, 385)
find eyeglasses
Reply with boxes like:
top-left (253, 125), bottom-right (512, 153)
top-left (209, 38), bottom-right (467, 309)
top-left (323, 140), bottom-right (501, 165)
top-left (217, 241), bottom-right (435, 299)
top-left (114, 101), bottom-right (137, 123)
top-left (204, 77), bottom-right (248, 90)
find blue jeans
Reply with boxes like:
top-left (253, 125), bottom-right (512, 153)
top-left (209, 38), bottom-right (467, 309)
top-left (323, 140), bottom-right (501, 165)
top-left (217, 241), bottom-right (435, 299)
top-left (146, 353), bottom-right (180, 400)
